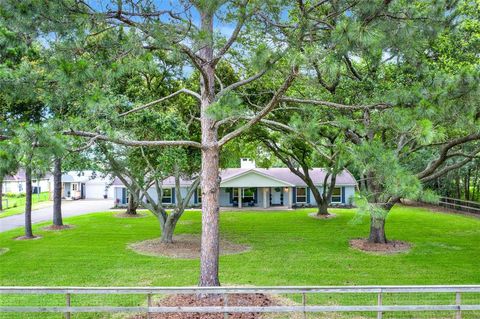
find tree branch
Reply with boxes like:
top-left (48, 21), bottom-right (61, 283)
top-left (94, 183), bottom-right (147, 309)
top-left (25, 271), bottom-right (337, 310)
top-left (218, 66), bottom-right (299, 146)
top-left (419, 146), bottom-right (480, 182)
top-left (64, 130), bottom-right (202, 148)
top-left (417, 133), bottom-right (480, 180)
top-left (212, 0), bottom-right (250, 65)
top-left (119, 88), bottom-right (200, 117)
top-left (67, 135), bottom-right (101, 152)
top-left (281, 97), bottom-right (392, 110)
top-left (216, 69), bottom-right (268, 99)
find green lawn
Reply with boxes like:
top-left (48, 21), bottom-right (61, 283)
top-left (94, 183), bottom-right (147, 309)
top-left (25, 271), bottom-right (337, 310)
top-left (0, 206), bottom-right (479, 318)
top-left (0, 192), bottom-right (51, 218)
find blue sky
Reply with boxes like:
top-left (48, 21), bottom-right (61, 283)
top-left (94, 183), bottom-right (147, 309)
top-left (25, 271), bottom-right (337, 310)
top-left (87, 0), bottom-right (237, 36)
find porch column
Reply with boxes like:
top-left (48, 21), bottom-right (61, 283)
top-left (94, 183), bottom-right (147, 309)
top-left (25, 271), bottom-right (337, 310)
top-left (263, 188), bottom-right (268, 208)
top-left (238, 187), bottom-right (242, 208)
top-left (288, 187), bottom-right (293, 208)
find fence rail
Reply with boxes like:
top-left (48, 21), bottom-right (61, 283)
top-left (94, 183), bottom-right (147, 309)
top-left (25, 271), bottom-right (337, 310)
top-left (1, 285), bottom-right (480, 318)
top-left (438, 197), bottom-right (480, 215)
top-left (0, 198), bottom-right (9, 209)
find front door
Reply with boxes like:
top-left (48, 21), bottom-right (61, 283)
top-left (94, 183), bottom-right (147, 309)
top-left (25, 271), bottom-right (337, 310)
top-left (270, 187), bottom-right (283, 205)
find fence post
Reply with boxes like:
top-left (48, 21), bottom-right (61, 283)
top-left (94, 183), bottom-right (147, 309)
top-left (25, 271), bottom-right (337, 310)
top-left (377, 290), bottom-right (383, 319)
top-left (65, 293), bottom-right (71, 319)
top-left (302, 292), bottom-right (307, 319)
top-left (224, 293), bottom-right (228, 319)
top-left (456, 292), bottom-right (462, 319)
top-left (147, 293), bottom-right (152, 319)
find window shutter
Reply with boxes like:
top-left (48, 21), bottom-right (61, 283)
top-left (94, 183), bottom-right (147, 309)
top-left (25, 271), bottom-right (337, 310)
top-left (172, 188), bottom-right (176, 204)
top-left (307, 187), bottom-right (311, 203)
top-left (254, 188), bottom-right (258, 203)
top-left (122, 188), bottom-right (127, 204)
top-left (341, 187), bottom-right (345, 203)
top-left (292, 187), bottom-right (296, 203)
top-left (194, 189), bottom-right (198, 204)
top-left (229, 188), bottom-right (233, 203)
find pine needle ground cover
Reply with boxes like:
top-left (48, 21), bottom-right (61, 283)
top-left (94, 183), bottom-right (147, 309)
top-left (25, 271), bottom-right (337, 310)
top-left (0, 206), bottom-right (479, 318)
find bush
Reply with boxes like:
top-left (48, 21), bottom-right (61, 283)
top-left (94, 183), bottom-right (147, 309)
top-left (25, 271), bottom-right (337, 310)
top-left (5, 193), bottom-right (26, 198)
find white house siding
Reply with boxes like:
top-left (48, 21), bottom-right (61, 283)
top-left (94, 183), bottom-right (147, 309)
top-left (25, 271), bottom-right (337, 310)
top-left (2, 181), bottom-right (24, 194)
top-left (142, 186), bottom-right (197, 205)
top-left (113, 185), bottom-right (355, 208)
top-left (219, 188), bottom-right (231, 206)
top-left (2, 179), bottom-right (50, 195)
top-left (305, 185), bottom-right (355, 205)
top-left (343, 186), bottom-right (355, 204)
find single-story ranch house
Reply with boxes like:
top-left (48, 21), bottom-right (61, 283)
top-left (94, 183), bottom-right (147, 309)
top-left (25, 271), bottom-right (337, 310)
top-left (1, 169), bottom-right (51, 195)
top-left (4, 161), bottom-right (357, 209)
top-left (113, 159), bottom-right (357, 209)
top-left (48, 171), bottom-right (116, 200)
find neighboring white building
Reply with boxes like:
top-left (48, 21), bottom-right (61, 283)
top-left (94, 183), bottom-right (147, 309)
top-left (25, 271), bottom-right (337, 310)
top-left (1, 169), bottom-right (51, 195)
top-left (113, 158), bottom-right (358, 209)
top-left (48, 171), bottom-right (115, 200)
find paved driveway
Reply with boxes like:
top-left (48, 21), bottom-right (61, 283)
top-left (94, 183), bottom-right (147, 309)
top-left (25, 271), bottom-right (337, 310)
top-left (0, 200), bottom-right (115, 233)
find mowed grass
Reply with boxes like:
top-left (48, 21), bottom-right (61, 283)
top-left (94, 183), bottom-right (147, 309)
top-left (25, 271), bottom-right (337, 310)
top-left (0, 192), bottom-right (51, 218)
top-left (0, 206), bottom-right (479, 318)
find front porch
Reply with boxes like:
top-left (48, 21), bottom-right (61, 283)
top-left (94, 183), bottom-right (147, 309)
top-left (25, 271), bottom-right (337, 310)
top-left (61, 182), bottom-right (85, 200)
top-left (219, 169), bottom-right (296, 209)
top-left (219, 186), bottom-right (294, 209)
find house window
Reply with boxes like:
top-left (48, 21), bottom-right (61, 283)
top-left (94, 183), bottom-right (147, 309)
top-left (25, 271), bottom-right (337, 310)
top-left (162, 188), bottom-right (172, 204)
top-left (197, 187), bottom-right (202, 203)
top-left (331, 187), bottom-right (342, 203)
top-left (243, 188), bottom-right (256, 203)
top-left (72, 184), bottom-right (78, 191)
top-left (232, 188), bottom-right (239, 202)
top-left (296, 187), bottom-right (307, 203)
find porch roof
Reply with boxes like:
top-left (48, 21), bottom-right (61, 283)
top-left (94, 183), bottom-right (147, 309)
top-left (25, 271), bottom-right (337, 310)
top-left (220, 169), bottom-right (295, 188)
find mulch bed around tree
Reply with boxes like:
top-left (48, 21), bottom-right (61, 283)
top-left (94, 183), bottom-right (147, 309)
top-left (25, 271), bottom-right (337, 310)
top-left (115, 212), bottom-right (148, 218)
top-left (14, 235), bottom-right (42, 241)
top-left (349, 238), bottom-right (411, 254)
top-left (129, 234), bottom-right (250, 259)
top-left (131, 293), bottom-right (277, 319)
top-left (308, 212), bottom-right (337, 219)
top-left (42, 224), bottom-right (74, 231)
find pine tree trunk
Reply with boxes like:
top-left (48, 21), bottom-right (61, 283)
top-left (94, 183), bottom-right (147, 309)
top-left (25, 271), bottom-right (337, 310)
top-left (126, 192), bottom-right (137, 215)
top-left (198, 8), bottom-right (220, 287)
top-left (53, 158), bottom-right (63, 226)
top-left (24, 167), bottom-right (34, 238)
top-left (199, 145), bottom-right (221, 287)
top-left (0, 177), bottom-right (3, 211)
top-left (368, 216), bottom-right (387, 244)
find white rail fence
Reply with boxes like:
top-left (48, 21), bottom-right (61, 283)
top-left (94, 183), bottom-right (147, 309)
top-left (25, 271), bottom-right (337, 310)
top-left (0, 285), bottom-right (479, 318)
